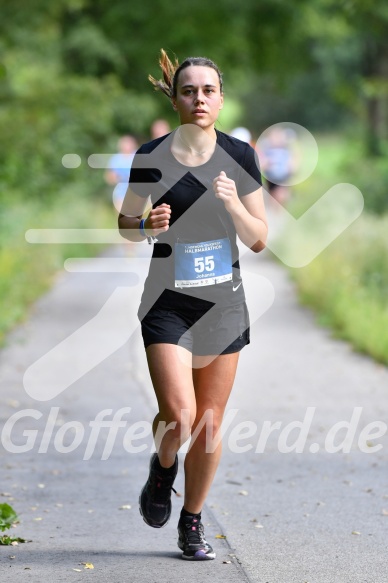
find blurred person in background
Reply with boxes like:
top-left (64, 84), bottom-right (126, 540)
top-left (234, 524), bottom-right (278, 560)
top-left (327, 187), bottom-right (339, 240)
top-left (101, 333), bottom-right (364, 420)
top-left (150, 118), bottom-right (171, 139)
top-left (259, 125), bottom-right (297, 207)
top-left (105, 135), bottom-right (139, 212)
top-left (230, 126), bottom-right (254, 147)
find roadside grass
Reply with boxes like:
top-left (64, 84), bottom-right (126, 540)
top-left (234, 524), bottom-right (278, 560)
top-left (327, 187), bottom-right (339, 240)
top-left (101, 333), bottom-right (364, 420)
top-left (0, 184), bottom-right (116, 345)
top-left (276, 133), bottom-right (388, 365)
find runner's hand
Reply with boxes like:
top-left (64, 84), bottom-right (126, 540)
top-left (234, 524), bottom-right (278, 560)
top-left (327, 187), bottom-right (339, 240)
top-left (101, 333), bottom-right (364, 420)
top-left (213, 171), bottom-right (240, 213)
top-left (144, 203), bottom-right (171, 236)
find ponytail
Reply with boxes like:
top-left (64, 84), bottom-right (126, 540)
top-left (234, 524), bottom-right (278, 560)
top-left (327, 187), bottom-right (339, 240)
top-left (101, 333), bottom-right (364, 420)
top-left (149, 49), bottom-right (223, 99)
top-left (148, 49), bottom-right (179, 98)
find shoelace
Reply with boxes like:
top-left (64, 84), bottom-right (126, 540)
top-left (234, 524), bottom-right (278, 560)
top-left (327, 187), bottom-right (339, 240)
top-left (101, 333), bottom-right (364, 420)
top-left (150, 472), bottom-right (177, 504)
top-left (184, 518), bottom-right (206, 546)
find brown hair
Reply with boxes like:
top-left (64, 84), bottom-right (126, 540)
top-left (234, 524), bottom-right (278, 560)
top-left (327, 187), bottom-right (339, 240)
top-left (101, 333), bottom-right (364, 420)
top-left (148, 49), bottom-right (223, 98)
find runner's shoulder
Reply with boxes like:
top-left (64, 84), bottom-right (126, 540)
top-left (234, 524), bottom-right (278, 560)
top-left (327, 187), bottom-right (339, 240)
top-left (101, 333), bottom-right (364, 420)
top-left (216, 130), bottom-right (256, 165)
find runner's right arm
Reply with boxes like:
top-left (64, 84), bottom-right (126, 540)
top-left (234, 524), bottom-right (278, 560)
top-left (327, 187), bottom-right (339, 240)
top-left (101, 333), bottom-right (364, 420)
top-left (118, 189), bottom-right (171, 242)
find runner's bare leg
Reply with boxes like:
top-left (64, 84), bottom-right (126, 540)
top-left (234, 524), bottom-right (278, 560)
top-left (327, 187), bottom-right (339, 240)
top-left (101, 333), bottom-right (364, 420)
top-left (146, 344), bottom-right (196, 468)
top-left (183, 352), bottom-right (239, 513)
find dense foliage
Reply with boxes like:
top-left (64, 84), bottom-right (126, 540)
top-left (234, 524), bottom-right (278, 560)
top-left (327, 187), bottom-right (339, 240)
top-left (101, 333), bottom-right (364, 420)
top-left (1, 0), bottom-right (387, 203)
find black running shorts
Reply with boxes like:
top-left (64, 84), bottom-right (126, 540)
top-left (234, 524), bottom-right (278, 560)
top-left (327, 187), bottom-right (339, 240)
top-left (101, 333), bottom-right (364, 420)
top-left (140, 301), bottom-right (250, 356)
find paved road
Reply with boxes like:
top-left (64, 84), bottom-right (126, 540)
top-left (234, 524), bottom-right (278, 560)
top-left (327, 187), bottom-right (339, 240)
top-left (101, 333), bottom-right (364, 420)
top-left (1, 235), bottom-right (387, 582)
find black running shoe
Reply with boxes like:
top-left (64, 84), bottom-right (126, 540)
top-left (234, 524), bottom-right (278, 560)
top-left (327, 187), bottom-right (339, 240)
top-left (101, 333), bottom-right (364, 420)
top-left (177, 515), bottom-right (216, 560)
top-left (139, 453), bottom-right (178, 528)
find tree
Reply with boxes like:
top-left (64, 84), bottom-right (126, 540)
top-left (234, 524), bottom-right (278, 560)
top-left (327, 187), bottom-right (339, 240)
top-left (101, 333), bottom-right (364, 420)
top-left (303, 0), bottom-right (388, 155)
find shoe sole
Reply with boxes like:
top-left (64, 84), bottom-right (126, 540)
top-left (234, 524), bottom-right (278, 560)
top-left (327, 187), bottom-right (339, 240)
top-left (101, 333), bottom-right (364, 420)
top-left (181, 550), bottom-right (216, 561)
top-left (178, 539), bottom-right (216, 560)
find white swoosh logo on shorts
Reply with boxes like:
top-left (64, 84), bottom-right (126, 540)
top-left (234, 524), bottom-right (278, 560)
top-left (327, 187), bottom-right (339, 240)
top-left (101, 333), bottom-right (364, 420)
top-left (233, 282), bottom-right (242, 292)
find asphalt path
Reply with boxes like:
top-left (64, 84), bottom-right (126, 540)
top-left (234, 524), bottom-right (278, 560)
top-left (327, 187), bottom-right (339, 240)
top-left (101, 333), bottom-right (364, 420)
top-left (1, 230), bottom-right (387, 582)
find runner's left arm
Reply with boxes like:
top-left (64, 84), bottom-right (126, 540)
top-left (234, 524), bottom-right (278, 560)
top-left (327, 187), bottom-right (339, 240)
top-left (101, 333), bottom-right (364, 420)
top-left (213, 172), bottom-right (268, 253)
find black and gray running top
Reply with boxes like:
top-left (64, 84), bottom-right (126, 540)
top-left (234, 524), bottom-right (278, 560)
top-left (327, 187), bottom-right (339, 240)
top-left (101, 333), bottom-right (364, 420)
top-left (128, 129), bottom-right (262, 318)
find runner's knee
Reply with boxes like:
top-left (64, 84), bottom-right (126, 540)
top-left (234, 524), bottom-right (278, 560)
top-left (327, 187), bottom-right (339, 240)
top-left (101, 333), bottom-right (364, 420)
top-left (157, 405), bottom-right (196, 441)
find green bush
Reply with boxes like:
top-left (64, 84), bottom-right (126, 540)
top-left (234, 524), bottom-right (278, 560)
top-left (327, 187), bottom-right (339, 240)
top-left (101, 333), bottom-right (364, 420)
top-left (0, 34), bottom-right (158, 204)
top-left (278, 134), bottom-right (388, 364)
top-left (0, 185), bottom-right (114, 345)
top-left (288, 214), bottom-right (388, 363)
top-left (338, 140), bottom-right (388, 214)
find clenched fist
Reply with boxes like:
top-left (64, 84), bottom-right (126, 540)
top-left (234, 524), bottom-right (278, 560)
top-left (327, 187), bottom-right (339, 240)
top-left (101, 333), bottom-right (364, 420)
top-left (213, 171), bottom-right (240, 213)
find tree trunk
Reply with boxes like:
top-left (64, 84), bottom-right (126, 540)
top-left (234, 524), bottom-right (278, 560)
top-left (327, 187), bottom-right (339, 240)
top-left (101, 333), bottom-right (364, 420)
top-left (362, 36), bottom-right (383, 156)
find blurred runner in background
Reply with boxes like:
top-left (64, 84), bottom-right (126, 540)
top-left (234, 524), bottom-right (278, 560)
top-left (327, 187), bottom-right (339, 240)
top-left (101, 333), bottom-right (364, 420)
top-left (259, 125), bottom-right (298, 207)
top-left (150, 118), bottom-right (171, 140)
top-left (105, 135), bottom-right (139, 212)
top-left (230, 126), bottom-right (254, 147)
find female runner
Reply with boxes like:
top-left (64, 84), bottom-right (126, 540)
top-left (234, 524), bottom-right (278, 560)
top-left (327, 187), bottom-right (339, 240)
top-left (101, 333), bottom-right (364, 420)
top-left (118, 49), bottom-right (268, 561)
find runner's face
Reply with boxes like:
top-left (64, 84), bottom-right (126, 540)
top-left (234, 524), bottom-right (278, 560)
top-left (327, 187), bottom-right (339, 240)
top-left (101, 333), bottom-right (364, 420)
top-left (172, 66), bottom-right (223, 131)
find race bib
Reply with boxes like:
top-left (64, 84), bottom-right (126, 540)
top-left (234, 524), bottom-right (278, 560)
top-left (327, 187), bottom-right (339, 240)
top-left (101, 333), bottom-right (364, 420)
top-left (175, 238), bottom-right (232, 288)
